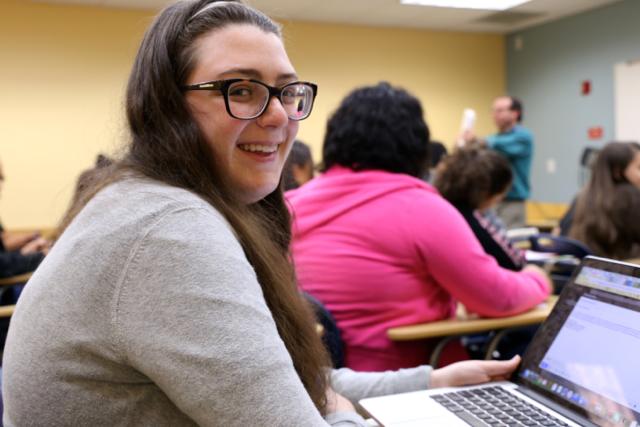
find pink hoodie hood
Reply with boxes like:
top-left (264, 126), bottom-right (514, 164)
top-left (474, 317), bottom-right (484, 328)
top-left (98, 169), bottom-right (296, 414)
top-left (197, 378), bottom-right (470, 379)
top-left (286, 166), bottom-right (437, 238)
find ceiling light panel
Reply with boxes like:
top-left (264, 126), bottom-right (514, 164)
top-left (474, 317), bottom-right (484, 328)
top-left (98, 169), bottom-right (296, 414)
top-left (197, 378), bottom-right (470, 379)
top-left (400, 0), bottom-right (531, 10)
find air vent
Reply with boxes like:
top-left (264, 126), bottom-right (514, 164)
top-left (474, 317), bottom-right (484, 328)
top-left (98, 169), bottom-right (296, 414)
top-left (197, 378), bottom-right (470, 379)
top-left (475, 10), bottom-right (545, 25)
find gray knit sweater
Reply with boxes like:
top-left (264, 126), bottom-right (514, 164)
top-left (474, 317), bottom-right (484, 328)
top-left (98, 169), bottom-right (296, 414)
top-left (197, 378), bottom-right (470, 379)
top-left (2, 179), bottom-right (431, 426)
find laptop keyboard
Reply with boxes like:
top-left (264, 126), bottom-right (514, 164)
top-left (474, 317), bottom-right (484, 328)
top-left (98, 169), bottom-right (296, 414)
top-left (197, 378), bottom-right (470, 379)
top-left (430, 386), bottom-right (569, 427)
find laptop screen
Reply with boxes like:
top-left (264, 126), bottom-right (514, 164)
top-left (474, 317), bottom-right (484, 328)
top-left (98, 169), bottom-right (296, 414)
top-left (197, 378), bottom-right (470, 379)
top-left (518, 257), bottom-right (640, 426)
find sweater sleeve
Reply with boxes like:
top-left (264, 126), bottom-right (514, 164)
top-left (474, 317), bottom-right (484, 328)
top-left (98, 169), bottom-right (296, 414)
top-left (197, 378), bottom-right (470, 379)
top-left (330, 365), bottom-right (432, 402)
top-left (416, 199), bottom-right (549, 317)
top-left (487, 129), bottom-right (532, 159)
top-left (114, 207), bottom-right (368, 427)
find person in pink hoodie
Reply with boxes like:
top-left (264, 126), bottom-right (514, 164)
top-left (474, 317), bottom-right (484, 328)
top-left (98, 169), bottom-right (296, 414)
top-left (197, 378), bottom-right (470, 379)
top-left (287, 82), bottom-right (551, 372)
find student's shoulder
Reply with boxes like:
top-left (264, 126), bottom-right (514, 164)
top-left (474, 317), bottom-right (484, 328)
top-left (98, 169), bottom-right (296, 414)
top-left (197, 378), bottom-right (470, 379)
top-left (108, 178), bottom-right (209, 207)
top-left (397, 183), bottom-right (461, 216)
top-left (99, 178), bottom-right (212, 213)
top-left (92, 178), bottom-right (231, 237)
top-left (514, 125), bottom-right (534, 140)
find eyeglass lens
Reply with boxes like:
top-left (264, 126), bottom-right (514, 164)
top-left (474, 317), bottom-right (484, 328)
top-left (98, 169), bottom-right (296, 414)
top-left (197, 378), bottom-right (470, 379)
top-left (227, 81), bottom-right (314, 120)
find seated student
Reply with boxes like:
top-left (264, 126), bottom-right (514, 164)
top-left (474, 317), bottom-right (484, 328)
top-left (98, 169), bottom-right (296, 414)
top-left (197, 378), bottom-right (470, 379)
top-left (287, 82), bottom-right (551, 372)
top-left (0, 157), bottom-right (49, 360)
top-left (283, 139), bottom-right (314, 191)
top-left (0, 159), bottom-right (48, 279)
top-left (1, 228), bottom-right (44, 254)
top-left (434, 147), bottom-right (525, 271)
top-left (0, 160), bottom-right (47, 252)
top-left (567, 141), bottom-right (640, 259)
top-left (423, 140), bottom-right (448, 182)
top-left (72, 154), bottom-right (114, 203)
top-left (2, 2), bottom-right (521, 425)
top-left (47, 154), bottom-right (116, 243)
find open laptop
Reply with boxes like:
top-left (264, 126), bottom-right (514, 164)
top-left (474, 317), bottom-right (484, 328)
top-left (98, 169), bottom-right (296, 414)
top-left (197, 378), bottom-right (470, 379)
top-left (360, 256), bottom-right (640, 427)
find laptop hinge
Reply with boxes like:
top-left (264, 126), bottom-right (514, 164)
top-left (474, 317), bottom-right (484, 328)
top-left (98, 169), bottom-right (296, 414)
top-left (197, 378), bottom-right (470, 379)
top-left (515, 386), bottom-right (599, 427)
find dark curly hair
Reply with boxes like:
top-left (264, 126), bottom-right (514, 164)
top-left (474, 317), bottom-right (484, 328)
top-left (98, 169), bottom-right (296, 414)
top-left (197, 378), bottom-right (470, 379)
top-left (321, 82), bottom-right (430, 177)
top-left (434, 147), bottom-right (513, 209)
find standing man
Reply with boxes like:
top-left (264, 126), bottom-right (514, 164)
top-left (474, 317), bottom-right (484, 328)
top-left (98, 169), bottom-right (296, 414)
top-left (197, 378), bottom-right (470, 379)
top-left (464, 96), bottom-right (533, 228)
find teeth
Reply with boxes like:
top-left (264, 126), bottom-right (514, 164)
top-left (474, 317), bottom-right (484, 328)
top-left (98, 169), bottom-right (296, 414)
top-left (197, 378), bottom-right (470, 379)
top-left (239, 144), bottom-right (278, 153)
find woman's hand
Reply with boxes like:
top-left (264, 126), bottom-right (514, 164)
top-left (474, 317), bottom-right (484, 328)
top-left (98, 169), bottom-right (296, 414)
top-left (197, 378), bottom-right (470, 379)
top-left (523, 264), bottom-right (553, 293)
top-left (20, 236), bottom-right (50, 256)
top-left (3, 231), bottom-right (40, 252)
top-left (325, 386), bottom-right (356, 414)
top-left (430, 355), bottom-right (521, 389)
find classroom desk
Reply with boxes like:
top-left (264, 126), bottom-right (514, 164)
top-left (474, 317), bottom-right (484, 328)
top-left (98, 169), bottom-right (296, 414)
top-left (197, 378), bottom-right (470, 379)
top-left (387, 295), bottom-right (558, 366)
top-left (0, 272), bottom-right (32, 287)
top-left (525, 220), bottom-right (557, 233)
top-left (0, 305), bottom-right (15, 318)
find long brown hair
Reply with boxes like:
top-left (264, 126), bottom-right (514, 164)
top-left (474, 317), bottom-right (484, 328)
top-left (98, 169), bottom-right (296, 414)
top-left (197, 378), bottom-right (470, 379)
top-left (570, 141), bottom-right (640, 259)
top-left (59, 0), bottom-right (329, 413)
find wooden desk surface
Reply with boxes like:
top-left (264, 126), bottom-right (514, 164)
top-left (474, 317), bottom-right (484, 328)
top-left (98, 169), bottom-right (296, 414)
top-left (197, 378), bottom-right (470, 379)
top-left (0, 272), bottom-right (32, 287)
top-left (388, 296), bottom-right (558, 341)
top-left (0, 305), bottom-right (15, 318)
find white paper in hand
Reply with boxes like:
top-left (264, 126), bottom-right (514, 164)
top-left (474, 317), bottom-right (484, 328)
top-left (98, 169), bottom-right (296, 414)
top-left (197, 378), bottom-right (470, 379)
top-left (457, 108), bottom-right (476, 147)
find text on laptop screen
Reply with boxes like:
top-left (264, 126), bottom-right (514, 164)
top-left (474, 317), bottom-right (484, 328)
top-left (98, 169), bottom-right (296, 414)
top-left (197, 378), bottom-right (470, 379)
top-left (519, 260), bottom-right (640, 426)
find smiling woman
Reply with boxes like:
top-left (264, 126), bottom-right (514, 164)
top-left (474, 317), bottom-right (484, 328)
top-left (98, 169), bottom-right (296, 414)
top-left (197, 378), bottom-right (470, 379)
top-left (1, 1), bottom-right (343, 424)
top-left (2, 1), bottom-right (525, 425)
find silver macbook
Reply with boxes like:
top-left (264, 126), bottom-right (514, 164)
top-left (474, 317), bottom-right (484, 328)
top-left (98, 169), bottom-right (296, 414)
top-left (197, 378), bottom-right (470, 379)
top-left (360, 256), bottom-right (640, 427)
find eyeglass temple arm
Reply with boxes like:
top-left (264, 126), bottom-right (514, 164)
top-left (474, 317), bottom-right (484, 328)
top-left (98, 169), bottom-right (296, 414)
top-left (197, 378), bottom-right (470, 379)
top-left (181, 82), bottom-right (223, 91)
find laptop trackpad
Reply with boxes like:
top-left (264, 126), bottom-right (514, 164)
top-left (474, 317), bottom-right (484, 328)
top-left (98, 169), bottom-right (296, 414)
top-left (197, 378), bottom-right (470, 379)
top-left (361, 391), bottom-right (469, 427)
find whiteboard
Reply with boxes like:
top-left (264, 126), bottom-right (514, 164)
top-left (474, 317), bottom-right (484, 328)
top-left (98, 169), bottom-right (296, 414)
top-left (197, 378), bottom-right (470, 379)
top-left (614, 60), bottom-right (640, 141)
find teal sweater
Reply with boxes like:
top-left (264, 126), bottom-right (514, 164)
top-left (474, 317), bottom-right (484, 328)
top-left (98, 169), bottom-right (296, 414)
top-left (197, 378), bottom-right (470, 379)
top-left (487, 125), bottom-right (533, 200)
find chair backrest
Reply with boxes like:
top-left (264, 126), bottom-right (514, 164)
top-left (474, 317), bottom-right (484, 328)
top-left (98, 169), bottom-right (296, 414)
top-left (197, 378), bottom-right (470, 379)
top-left (580, 147), bottom-right (601, 168)
top-left (302, 292), bottom-right (345, 369)
top-left (528, 233), bottom-right (592, 259)
top-left (580, 147), bottom-right (601, 186)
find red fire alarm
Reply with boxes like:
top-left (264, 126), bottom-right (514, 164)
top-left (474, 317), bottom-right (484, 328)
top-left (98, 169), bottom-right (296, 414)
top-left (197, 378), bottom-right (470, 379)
top-left (588, 126), bottom-right (603, 140)
top-left (581, 80), bottom-right (591, 95)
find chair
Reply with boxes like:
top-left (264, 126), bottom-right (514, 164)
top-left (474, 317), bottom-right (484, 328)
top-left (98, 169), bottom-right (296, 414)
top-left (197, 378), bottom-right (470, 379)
top-left (527, 234), bottom-right (591, 293)
top-left (528, 233), bottom-right (592, 259)
top-left (302, 292), bottom-right (345, 369)
top-left (0, 272), bottom-right (32, 307)
top-left (580, 147), bottom-right (600, 186)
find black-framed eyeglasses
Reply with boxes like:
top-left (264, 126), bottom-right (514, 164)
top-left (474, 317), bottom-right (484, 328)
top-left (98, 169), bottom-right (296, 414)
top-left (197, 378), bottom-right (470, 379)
top-left (182, 79), bottom-right (318, 121)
